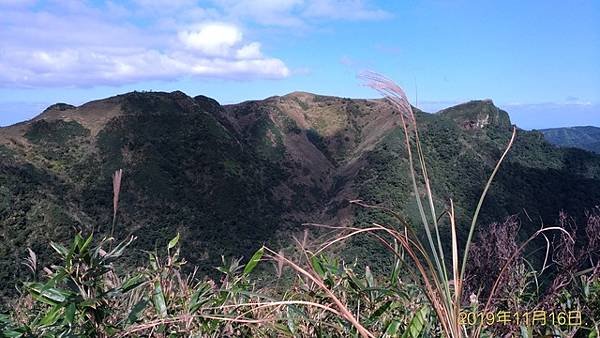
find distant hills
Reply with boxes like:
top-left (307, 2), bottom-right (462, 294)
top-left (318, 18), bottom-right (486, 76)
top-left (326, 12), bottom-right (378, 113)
top-left (2, 91), bottom-right (600, 302)
top-left (540, 126), bottom-right (600, 154)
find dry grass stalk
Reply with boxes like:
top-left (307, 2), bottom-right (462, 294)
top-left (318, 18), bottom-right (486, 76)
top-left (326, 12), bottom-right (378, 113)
top-left (110, 168), bottom-right (123, 240)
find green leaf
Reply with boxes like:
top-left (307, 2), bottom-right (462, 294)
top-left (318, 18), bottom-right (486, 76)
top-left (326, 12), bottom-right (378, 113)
top-left (148, 252), bottom-right (159, 271)
top-left (188, 283), bottom-right (212, 313)
top-left (49, 242), bottom-right (69, 258)
top-left (104, 236), bottom-right (134, 261)
top-left (120, 274), bottom-right (146, 293)
top-left (310, 256), bottom-right (325, 277)
top-left (152, 280), bottom-right (168, 318)
top-left (286, 306), bottom-right (298, 334)
top-left (167, 233), bottom-right (180, 250)
top-left (243, 246), bottom-right (264, 275)
top-left (66, 234), bottom-right (83, 263)
top-left (347, 273), bottom-right (366, 292)
top-left (126, 299), bottom-right (149, 326)
top-left (26, 283), bottom-right (70, 305)
top-left (39, 305), bottom-right (62, 326)
top-left (367, 301), bottom-right (392, 323)
top-left (80, 299), bottom-right (98, 310)
top-left (73, 233), bottom-right (84, 251)
top-left (105, 326), bottom-right (119, 337)
top-left (63, 303), bottom-right (76, 325)
top-left (1, 330), bottom-right (23, 338)
top-left (402, 306), bottom-right (429, 338)
top-left (383, 320), bottom-right (401, 337)
top-left (79, 233), bottom-right (94, 254)
top-left (45, 269), bottom-right (68, 288)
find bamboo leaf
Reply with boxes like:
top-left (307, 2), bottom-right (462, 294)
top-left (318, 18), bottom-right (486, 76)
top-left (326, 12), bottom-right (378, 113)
top-left (39, 305), bottom-right (62, 326)
top-left (26, 282), bottom-right (70, 305)
top-left (64, 303), bottom-right (76, 325)
top-left (1, 330), bottom-right (23, 338)
top-left (104, 236), bottom-right (135, 261)
top-left (152, 280), bottom-right (168, 318)
top-left (49, 242), bottom-right (68, 258)
top-left (368, 301), bottom-right (392, 323)
top-left (126, 298), bottom-right (149, 326)
top-left (287, 306), bottom-right (298, 335)
top-left (383, 320), bottom-right (401, 337)
top-left (188, 283), bottom-right (212, 313)
top-left (243, 246), bottom-right (264, 275)
top-left (167, 233), bottom-right (180, 250)
top-left (401, 306), bottom-right (429, 338)
top-left (79, 233), bottom-right (94, 254)
top-left (120, 274), bottom-right (146, 293)
top-left (310, 256), bottom-right (325, 277)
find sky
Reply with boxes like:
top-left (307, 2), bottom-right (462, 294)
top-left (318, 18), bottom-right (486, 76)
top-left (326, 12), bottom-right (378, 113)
top-left (0, 0), bottom-right (598, 129)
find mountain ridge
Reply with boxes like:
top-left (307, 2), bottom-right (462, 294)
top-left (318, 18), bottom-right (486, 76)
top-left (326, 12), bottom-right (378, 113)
top-left (540, 126), bottom-right (600, 154)
top-left (2, 90), bottom-right (600, 304)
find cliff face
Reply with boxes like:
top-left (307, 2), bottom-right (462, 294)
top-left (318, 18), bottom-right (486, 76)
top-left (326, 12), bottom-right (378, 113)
top-left (438, 99), bottom-right (512, 131)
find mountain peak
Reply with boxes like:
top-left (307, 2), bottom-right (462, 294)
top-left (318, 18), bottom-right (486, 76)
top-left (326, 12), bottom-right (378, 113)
top-left (283, 91), bottom-right (316, 98)
top-left (438, 99), bottom-right (512, 130)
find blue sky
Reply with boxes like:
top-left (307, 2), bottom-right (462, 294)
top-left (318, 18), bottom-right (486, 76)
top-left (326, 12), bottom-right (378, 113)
top-left (0, 0), bottom-right (598, 129)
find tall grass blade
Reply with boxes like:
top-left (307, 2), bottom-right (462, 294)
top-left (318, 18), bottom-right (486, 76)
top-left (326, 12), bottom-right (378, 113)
top-left (460, 127), bottom-right (516, 281)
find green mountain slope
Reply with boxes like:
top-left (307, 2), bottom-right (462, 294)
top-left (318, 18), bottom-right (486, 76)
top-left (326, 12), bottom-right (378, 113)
top-left (345, 101), bottom-right (600, 264)
top-left (540, 126), bottom-right (600, 153)
top-left (0, 91), bottom-right (291, 299)
top-left (1, 92), bottom-right (600, 303)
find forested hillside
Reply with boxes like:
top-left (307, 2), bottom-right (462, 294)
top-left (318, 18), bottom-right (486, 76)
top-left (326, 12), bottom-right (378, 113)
top-left (540, 126), bottom-right (600, 154)
top-left (2, 91), bottom-right (600, 303)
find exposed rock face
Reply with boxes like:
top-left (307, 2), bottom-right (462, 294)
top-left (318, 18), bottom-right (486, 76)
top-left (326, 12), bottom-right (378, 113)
top-left (438, 99), bottom-right (512, 131)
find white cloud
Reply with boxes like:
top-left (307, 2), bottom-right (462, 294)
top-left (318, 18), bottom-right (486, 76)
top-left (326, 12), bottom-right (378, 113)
top-left (132, 0), bottom-right (198, 9)
top-left (178, 23), bottom-right (243, 56)
top-left (0, 0), bottom-right (389, 88)
top-left (0, 5), bottom-right (290, 87)
top-left (0, 47), bottom-right (289, 87)
top-left (303, 0), bottom-right (391, 20)
top-left (0, 0), bottom-right (36, 7)
top-left (213, 0), bottom-right (305, 26)
top-left (236, 42), bottom-right (263, 59)
top-left (210, 0), bottom-right (390, 26)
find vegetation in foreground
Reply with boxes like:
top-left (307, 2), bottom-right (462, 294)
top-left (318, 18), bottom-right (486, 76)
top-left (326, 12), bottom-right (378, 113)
top-left (1, 75), bottom-right (599, 337)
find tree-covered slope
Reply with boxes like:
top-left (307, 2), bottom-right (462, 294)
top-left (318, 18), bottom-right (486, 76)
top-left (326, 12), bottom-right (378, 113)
top-left (1, 92), bottom-right (600, 303)
top-left (355, 101), bottom-right (600, 226)
top-left (0, 91), bottom-right (292, 301)
top-left (540, 126), bottom-right (600, 154)
top-left (344, 101), bottom-right (600, 267)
